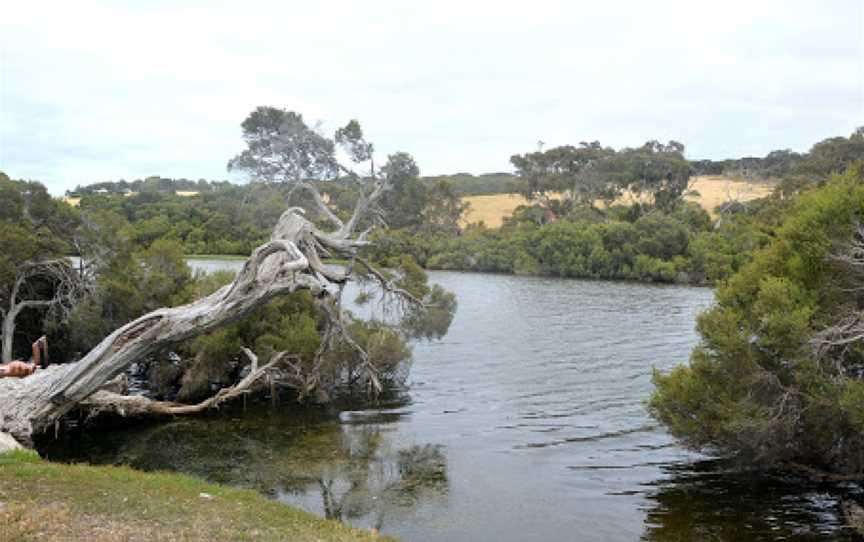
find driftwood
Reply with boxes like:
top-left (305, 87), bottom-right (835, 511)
top-left (0, 179), bottom-right (394, 448)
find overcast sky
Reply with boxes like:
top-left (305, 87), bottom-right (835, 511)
top-left (1, 1), bottom-right (862, 194)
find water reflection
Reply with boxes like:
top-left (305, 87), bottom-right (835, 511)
top-left (41, 398), bottom-right (448, 532)
top-left (310, 440), bottom-right (446, 529)
top-left (38, 268), bottom-right (864, 541)
top-left (641, 460), bottom-right (860, 541)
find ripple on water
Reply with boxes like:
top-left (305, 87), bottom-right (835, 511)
top-left (41, 269), bottom-right (859, 541)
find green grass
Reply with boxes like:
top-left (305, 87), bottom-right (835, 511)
top-left (0, 450), bottom-right (390, 542)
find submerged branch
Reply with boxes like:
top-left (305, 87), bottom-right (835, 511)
top-left (80, 349), bottom-right (299, 417)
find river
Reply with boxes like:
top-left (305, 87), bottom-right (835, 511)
top-left (42, 261), bottom-right (859, 541)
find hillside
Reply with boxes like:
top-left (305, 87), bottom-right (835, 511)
top-left (461, 176), bottom-right (775, 228)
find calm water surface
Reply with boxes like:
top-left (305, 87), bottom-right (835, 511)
top-left (43, 262), bottom-right (859, 541)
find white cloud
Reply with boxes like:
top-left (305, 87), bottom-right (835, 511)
top-left (0, 0), bottom-right (861, 193)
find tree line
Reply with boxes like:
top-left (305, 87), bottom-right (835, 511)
top-left (63, 128), bottom-right (864, 291)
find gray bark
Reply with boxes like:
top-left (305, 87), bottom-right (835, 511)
top-left (0, 432), bottom-right (24, 454)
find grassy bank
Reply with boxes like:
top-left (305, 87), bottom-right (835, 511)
top-left (0, 450), bottom-right (390, 542)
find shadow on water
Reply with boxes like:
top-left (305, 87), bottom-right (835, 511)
top-left (640, 459), bottom-right (862, 541)
top-left (39, 394), bottom-right (448, 532)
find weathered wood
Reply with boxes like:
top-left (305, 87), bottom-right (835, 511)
top-left (0, 432), bottom-right (24, 453)
top-left (80, 349), bottom-right (294, 417)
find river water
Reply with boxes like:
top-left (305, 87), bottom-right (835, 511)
top-left (42, 262), bottom-right (860, 541)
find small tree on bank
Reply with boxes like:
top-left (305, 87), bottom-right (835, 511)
top-left (649, 168), bottom-right (864, 473)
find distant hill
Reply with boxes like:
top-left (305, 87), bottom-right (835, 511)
top-left (67, 176), bottom-right (233, 197)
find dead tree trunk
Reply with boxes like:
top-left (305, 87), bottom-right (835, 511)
top-left (1, 260), bottom-right (83, 363)
top-left (0, 192), bottom-right (385, 448)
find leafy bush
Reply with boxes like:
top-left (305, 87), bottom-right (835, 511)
top-left (650, 169), bottom-right (864, 472)
top-left (376, 199), bottom-right (770, 286)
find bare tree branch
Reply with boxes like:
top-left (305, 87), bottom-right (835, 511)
top-left (298, 182), bottom-right (345, 230)
top-left (2, 259), bottom-right (89, 363)
top-left (80, 349), bottom-right (300, 417)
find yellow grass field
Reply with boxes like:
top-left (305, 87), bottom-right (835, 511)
top-left (461, 176), bottom-right (775, 228)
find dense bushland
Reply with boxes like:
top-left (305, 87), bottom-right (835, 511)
top-left (365, 199), bottom-right (778, 285)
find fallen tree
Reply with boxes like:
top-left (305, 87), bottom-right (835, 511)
top-left (0, 108), bottom-right (452, 448)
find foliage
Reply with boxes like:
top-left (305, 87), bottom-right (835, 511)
top-left (369, 196), bottom-right (782, 286)
top-left (76, 182), bottom-right (291, 255)
top-left (68, 175), bottom-right (232, 197)
top-left (72, 119), bottom-right (466, 254)
top-left (649, 169), bottom-right (864, 472)
top-left (510, 141), bottom-right (617, 205)
top-left (691, 127), bottom-right (864, 183)
top-left (58, 236), bottom-right (193, 358)
top-left (0, 173), bottom-right (80, 359)
top-left (421, 172), bottom-right (521, 196)
top-left (379, 152), bottom-right (427, 229)
top-left (227, 107), bottom-right (340, 182)
top-left (511, 139), bottom-right (692, 213)
top-left (422, 180), bottom-right (470, 234)
top-left (0, 174), bottom-right (77, 284)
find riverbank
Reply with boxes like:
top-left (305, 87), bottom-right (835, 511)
top-left (0, 450), bottom-right (389, 542)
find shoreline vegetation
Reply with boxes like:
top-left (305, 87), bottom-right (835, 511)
top-left (57, 130), bottom-right (863, 288)
top-left (65, 190), bottom-right (775, 288)
top-left (649, 170), bottom-right (864, 473)
top-left (0, 449), bottom-right (390, 542)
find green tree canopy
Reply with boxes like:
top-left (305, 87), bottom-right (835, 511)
top-left (510, 139), bottom-right (692, 213)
